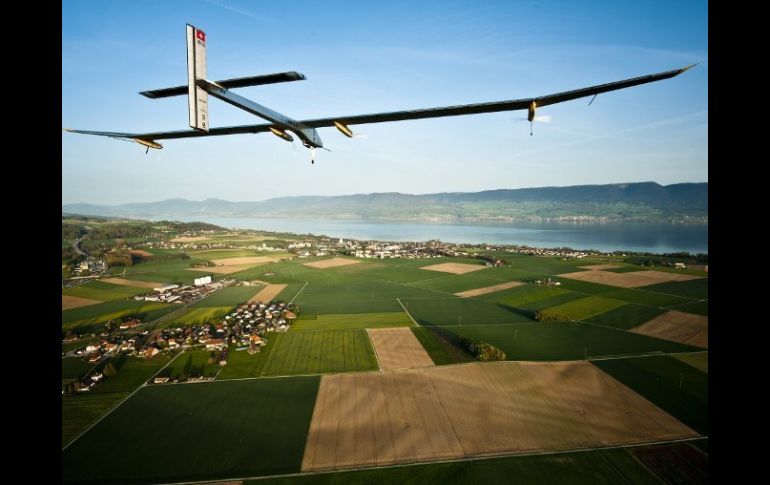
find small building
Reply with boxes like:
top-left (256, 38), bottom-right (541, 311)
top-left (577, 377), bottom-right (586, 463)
top-left (144, 347), bottom-right (159, 359)
top-left (206, 339), bottom-right (226, 350)
top-left (153, 284), bottom-right (179, 293)
top-left (194, 275), bottom-right (212, 287)
top-left (153, 377), bottom-right (170, 384)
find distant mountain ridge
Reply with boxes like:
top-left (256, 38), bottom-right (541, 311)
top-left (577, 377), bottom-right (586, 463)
top-left (62, 182), bottom-right (707, 224)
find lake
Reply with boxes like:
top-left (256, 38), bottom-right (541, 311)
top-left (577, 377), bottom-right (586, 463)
top-left (165, 216), bottom-right (708, 254)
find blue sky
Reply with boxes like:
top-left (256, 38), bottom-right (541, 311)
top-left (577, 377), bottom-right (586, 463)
top-left (62, 0), bottom-right (707, 205)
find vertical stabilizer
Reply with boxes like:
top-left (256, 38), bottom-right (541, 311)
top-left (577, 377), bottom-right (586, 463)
top-left (186, 24), bottom-right (209, 131)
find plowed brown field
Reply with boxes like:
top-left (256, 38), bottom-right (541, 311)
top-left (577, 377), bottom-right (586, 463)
top-left (302, 362), bottom-right (697, 472)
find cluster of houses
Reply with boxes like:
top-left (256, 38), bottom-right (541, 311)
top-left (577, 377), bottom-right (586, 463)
top-left (71, 258), bottom-right (108, 276)
top-left (224, 301), bottom-right (298, 343)
top-left (63, 298), bottom-right (299, 393)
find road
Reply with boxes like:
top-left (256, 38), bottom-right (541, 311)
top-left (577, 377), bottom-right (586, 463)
top-left (72, 237), bottom-right (87, 257)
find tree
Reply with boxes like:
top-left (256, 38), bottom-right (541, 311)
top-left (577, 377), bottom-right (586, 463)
top-left (102, 362), bottom-right (117, 377)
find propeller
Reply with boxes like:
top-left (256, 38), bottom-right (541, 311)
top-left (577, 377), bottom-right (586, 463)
top-left (515, 114), bottom-right (553, 135)
top-left (516, 115), bottom-right (552, 123)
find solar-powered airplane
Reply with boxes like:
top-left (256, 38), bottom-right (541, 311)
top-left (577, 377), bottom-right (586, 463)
top-left (65, 24), bottom-right (695, 164)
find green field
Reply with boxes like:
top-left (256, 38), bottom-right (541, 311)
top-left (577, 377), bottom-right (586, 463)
top-left (62, 392), bottom-right (128, 446)
top-left (217, 342), bottom-right (276, 380)
top-left (63, 281), bottom-right (149, 301)
top-left (408, 270), bottom-right (528, 294)
top-left (158, 349), bottom-right (221, 379)
top-left (583, 304), bottom-right (665, 330)
top-left (261, 330), bottom-right (378, 376)
top-left (445, 322), bottom-right (700, 361)
top-left (411, 327), bottom-right (474, 365)
top-left (63, 377), bottom-right (320, 483)
top-left (402, 297), bottom-right (533, 326)
top-left (673, 351), bottom-right (708, 373)
top-left (194, 286), bottom-right (262, 306)
top-left (594, 355), bottom-right (708, 435)
top-left (513, 292), bottom-right (587, 312)
top-left (187, 249), bottom-right (265, 259)
top-left (121, 268), bottom-right (214, 285)
top-left (603, 288), bottom-right (691, 307)
top-left (535, 295), bottom-right (627, 321)
top-left (478, 284), bottom-right (573, 306)
top-left (296, 277), bottom-right (439, 314)
top-left (62, 357), bottom-right (93, 381)
top-left (252, 447), bottom-right (662, 485)
top-left (91, 353), bottom-right (174, 394)
top-left (168, 306), bottom-right (232, 325)
top-left (62, 300), bottom-right (175, 331)
top-left (291, 312), bottom-right (413, 331)
top-left (276, 282), bottom-right (308, 302)
top-left (641, 279), bottom-right (708, 299)
top-left (550, 276), bottom-right (619, 294)
top-left (670, 300), bottom-right (709, 316)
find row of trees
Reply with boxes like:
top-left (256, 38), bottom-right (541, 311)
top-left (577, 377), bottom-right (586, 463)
top-left (533, 310), bottom-right (570, 322)
top-left (458, 336), bottom-right (506, 361)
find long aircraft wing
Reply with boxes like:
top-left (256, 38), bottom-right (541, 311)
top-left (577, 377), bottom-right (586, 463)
top-left (65, 65), bottom-right (694, 143)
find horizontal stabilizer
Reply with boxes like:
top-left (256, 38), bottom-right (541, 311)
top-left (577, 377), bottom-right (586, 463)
top-left (140, 71), bottom-right (306, 99)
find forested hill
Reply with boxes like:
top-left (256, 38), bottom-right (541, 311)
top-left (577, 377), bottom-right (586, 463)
top-left (63, 182), bottom-right (707, 224)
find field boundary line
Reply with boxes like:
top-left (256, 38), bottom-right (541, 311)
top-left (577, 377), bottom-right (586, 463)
top-left (289, 281), bottom-right (309, 304)
top-left (159, 435), bottom-right (707, 485)
top-left (62, 349), bottom-right (185, 451)
top-left (366, 329), bottom-right (383, 371)
top-left (397, 298), bottom-right (420, 327)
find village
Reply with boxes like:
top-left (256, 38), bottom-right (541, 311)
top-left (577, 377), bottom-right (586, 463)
top-left (62, 299), bottom-right (299, 393)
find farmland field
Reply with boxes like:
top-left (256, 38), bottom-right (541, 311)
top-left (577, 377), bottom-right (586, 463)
top-left (296, 278), bottom-right (441, 314)
top-left (603, 288), bottom-right (691, 307)
top-left (368, 327), bottom-right (434, 370)
top-left (594, 355), bottom-right (708, 434)
top-left (90, 353), bottom-right (174, 394)
top-left (642, 279), bottom-right (708, 299)
top-left (583, 304), bottom-right (666, 330)
top-left (63, 280), bottom-right (149, 301)
top-left (513, 292), bottom-right (586, 312)
top-left (168, 306), bottom-right (232, 325)
top-left (302, 362), bottom-right (695, 472)
top-left (62, 392), bottom-right (128, 446)
top-left (261, 330), bottom-right (379, 376)
top-left (549, 277), bottom-right (619, 294)
top-left (253, 447), bottom-right (664, 484)
top-left (121, 269), bottom-right (214, 285)
top-left (291, 312), bottom-right (413, 331)
top-left (444, 322), bottom-right (700, 361)
top-left (673, 352), bottom-right (708, 373)
top-left (62, 357), bottom-right (93, 381)
top-left (217, 341), bottom-right (276, 380)
top-left (402, 297), bottom-right (533, 326)
top-left (158, 349), bottom-right (221, 379)
top-left (535, 295), bottom-right (627, 321)
top-left (62, 300), bottom-right (175, 331)
top-left (411, 327), bottom-right (474, 365)
top-left (194, 286), bottom-right (262, 306)
top-left (61, 295), bottom-right (101, 310)
top-left (477, 284), bottom-right (571, 306)
top-left (631, 310), bottom-right (708, 348)
top-left (669, 300), bottom-right (709, 316)
top-left (62, 376), bottom-right (320, 483)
